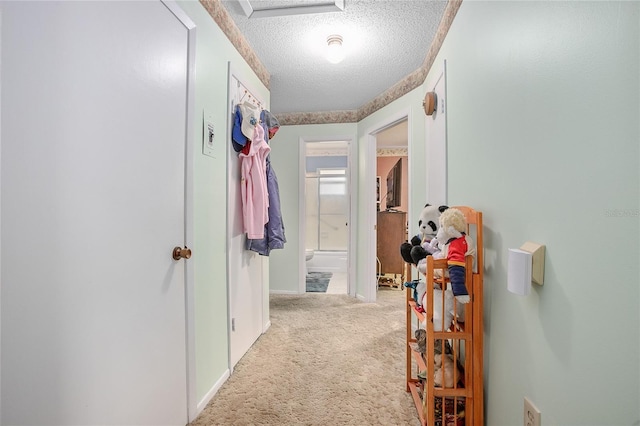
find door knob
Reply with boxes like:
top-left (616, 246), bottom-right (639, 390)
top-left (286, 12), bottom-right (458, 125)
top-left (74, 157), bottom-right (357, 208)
top-left (172, 246), bottom-right (192, 260)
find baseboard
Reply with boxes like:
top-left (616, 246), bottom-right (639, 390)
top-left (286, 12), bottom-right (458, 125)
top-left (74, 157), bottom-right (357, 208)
top-left (307, 266), bottom-right (342, 273)
top-left (269, 289), bottom-right (300, 294)
top-left (195, 369), bottom-right (230, 418)
top-left (356, 293), bottom-right (366, 302)
top-left (262, 320), bottom-right (271, 333)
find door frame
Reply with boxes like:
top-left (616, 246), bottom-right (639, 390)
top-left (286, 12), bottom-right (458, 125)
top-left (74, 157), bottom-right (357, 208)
top-left (298, 136), bottom-right (356, 297)
top-left (363, 109), bottom-right (411, 303)
top-left (161, 1), bottom-right (197, 421)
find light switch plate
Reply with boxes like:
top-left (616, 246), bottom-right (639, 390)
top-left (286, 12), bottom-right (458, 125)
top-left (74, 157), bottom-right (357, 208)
top-left (524, 397), bottom-right (541, 426)
top-left (202, 109), bottom-right (215, 158)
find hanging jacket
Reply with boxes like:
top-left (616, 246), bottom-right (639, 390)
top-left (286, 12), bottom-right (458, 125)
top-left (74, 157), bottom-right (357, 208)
top-left (246, 110), bottom-right (286, 255)
top-left (246, 158), bottom-right (286, 255)
top-left (239, 123), bottom-right (270, 239)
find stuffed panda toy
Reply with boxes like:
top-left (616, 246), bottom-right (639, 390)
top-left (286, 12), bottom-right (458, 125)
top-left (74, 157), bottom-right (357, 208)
top-left (400, 204), bottom-right (448, 265)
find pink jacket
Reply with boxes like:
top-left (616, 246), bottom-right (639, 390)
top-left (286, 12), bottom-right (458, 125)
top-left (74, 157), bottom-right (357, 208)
top-left (239, 123), bottom-right (270, 239)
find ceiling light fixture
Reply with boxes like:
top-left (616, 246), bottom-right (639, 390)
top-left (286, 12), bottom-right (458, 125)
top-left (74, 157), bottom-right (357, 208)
top-left (326, 34), bottom-right (344, 64)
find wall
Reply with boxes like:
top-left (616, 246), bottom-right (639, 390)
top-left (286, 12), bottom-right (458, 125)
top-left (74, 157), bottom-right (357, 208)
top-left (306, 155), bottom-right (348, 172)
top-left (268, 123), bottom-right (357, 294)
top-left (270, 89), bottom-right (426, 299)
top-left (426, 1), bottom-right (639, 424)
top-left (177, 1), bottom-right (269, 409)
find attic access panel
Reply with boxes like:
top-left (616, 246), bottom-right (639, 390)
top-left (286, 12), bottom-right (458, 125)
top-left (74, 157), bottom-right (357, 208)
top-left (238, 0), bottom-right (344, 18)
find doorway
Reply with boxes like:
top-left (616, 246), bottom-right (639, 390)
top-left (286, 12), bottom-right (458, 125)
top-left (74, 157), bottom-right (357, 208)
top-left (363, 111), bottom-right (411, 302)
top-left (375, 119), bottom-right (409, 290)
top-left (302, 140), bottom-right (351, 295)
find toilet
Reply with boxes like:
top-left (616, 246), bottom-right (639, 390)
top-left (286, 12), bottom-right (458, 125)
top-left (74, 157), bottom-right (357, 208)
top-left (305, 249), bottom-right (314, 262)
top-left (305, 249), bottom-right (314, 276)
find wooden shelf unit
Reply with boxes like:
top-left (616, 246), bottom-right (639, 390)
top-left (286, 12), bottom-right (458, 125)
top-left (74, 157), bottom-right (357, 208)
top-left (405, 206), bottom-right (484, 426)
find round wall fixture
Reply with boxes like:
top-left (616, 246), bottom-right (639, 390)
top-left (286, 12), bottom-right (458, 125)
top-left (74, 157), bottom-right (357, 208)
top-left (423, 91), bottom-right (437, 116)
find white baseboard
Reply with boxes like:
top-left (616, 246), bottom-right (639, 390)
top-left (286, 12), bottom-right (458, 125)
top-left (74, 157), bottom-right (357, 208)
top-left (262, 320), bottom-right (271, 333)
top-left (195, 369), bottom-right (230, 418)
top-left (269, 289), bottom-right (300, 294)
top-left (307, 266), bottom-right (343, 273)
top-left (356, 293), bottom-right (366, 301)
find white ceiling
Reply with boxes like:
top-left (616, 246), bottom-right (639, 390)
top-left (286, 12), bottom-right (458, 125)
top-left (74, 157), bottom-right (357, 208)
top-left (220, 0), bottom-right (448, 116)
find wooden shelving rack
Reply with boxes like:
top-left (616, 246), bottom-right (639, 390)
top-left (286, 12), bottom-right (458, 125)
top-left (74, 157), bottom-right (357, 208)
top-left (405, 206), bottom-right (484, 425)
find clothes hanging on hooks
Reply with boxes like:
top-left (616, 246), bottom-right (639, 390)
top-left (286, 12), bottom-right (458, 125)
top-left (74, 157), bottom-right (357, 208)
top-left (239, 88), bottom-right (262, 109)
top-left (261, 110), bottom-right (280, 139)
top-left (231, 104), bottom-right (248, 153)
top-left (231, 82), bottom-right (286, 253)
top-left (239, 101), bottom-right (261, 140)
top-left (239, 123), bottom-right (270, 239)
top-left (246, 110), bottom-right (285, 255)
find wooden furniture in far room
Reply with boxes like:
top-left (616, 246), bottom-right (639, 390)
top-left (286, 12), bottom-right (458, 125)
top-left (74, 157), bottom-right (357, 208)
top-left (406, 206), bottom-right (484, 425)
top-left (376, 210), bottom-right (407, 288)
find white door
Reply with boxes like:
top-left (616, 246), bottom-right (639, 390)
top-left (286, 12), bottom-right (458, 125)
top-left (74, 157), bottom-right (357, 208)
top-left (426, 61), bottom-right (448, 205)
top-left (1, 2), bottom-right (191, 424)
top-left (226, 73), bottom-right (264, 368)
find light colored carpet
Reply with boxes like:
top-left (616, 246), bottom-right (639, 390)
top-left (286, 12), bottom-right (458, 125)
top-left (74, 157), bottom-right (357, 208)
top-left (190, 288), bottom-right (421, 426)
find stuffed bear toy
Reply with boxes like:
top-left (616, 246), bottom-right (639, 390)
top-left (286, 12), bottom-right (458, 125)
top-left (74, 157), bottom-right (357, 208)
top-left (433, 207), bottom-right (476, 304)
top-left (400, 204), bottom-right (448, 265)
top-left (421, 286), bottom-right (454, 331)
top-left (433, 352), bottom-right (464, 388)
top-left (414, 328), bottom-right (463, 388)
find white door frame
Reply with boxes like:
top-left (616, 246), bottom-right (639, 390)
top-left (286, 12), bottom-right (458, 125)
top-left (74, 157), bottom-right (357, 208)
top-left (298, 136), bottom-right (356, 297)
top-left (161, 1), bottom-right (197, 421)
top-left (363, 109), bottom-right (411, 303)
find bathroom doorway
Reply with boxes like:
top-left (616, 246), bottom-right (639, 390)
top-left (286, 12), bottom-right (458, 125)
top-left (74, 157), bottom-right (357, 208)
top-left (304, 140), bottom-right (350, 294)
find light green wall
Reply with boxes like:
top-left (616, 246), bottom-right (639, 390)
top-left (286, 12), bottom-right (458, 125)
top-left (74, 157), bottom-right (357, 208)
top-left (272, 2), bottom-right (639, 423)
top-left (428, 1), bottom-right (639, 424)
top-left (269, 90), bottom-right (428, 299)
top-left (269, 88), bottom-right (426, 297)
top-left (177, 1), bottom-right (269, 405)
top-left (269, 123), bottom-right (358, 294)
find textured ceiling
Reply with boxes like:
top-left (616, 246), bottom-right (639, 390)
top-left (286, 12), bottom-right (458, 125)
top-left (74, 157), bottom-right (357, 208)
top-left (220, 0), bottom-right (448, 116)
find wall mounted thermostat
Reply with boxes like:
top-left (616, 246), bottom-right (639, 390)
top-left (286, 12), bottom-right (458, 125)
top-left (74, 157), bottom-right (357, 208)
top-left (203, 109), bottom-right (215, 158)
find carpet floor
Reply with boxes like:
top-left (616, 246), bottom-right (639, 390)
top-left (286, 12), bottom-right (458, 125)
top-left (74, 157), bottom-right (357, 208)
top-left (190, 288), bottom-right (419, 425)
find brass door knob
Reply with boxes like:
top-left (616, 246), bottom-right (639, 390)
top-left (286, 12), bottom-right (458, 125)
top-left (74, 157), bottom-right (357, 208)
top-left (172, 246), bottom-right (192, 260)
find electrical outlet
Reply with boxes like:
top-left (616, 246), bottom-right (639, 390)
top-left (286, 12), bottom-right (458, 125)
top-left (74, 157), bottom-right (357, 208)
top-left (524, 397), bottom-right (541, 426)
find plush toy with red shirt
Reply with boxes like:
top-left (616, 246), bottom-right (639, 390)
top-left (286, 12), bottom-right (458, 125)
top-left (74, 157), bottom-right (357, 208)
top-left (435, 208), bottom-right (476, 304)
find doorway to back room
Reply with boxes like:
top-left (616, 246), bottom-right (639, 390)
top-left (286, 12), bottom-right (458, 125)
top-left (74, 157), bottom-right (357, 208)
top-left (304, 140), bottom-right (350, 294)
top-left (375, 119), bottom-right (409, 290)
